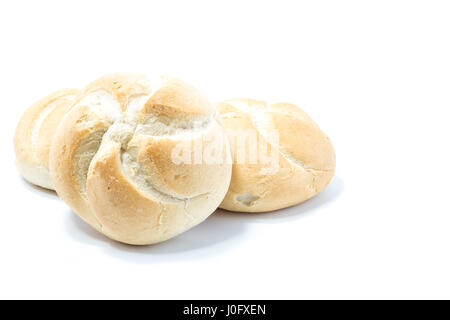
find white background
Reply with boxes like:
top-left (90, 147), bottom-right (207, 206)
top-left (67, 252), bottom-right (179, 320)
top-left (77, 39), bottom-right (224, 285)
top-left (0, 0), bottom-right (449, 299)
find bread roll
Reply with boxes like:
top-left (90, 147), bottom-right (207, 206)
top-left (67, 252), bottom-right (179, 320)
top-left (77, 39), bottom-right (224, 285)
top-left (49, 73), bottom-right (232, 245)
top-left (14, 89), bottom-right (80, 189)
top-left (217, 98), bottom-right (335, 212)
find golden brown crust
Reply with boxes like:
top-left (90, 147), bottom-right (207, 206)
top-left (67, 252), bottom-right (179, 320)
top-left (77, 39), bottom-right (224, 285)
top-left (142, 77), bottom-right (215, 118)
top-left (49, 104), bottom-right (109, 230)
top-left (218, 98), bottom-right (335, 212)
top-left (50, 73), bottom-right (231, 245)
top-left (83, 72), bottom-right (153, 108)
top-left (14, 88), bottom-right (80, 189)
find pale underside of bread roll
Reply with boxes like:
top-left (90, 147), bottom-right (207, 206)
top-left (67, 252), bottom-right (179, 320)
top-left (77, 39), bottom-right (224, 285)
top-left (50, 73), bottom-right (232, 245)
top-left (217, 98), bottom-right (336, 212)
top-left (14, 89), bottom-right (80, 189)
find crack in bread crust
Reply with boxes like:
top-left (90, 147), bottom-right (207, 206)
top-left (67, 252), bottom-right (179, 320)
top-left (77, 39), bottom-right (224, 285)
top-left (224, 100), bottom-right (320, 175)
top-left (73, 90), bottom-right (215, 204)
top-left (30, 95), bottom-right (75, 158)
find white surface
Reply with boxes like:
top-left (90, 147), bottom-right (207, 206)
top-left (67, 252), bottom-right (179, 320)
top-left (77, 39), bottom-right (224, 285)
top-left (1, 0), bottom-right (449, 299)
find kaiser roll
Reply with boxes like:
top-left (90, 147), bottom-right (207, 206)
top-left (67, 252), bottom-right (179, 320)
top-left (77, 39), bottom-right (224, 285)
top-left (14, 89), bottom-right (80, 189)
top-left (49, 73), bottom-right (232, 245)
top-left (217, 98), bottom-right (335, 212)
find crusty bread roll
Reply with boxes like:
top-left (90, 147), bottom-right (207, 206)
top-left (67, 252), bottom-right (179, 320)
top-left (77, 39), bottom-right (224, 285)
top-left (14, 89), bottom-right (80, 189)
top-left (49, 73), bottom-right (232, 245)
top-left (217, 98), bottom-right (335, 212)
